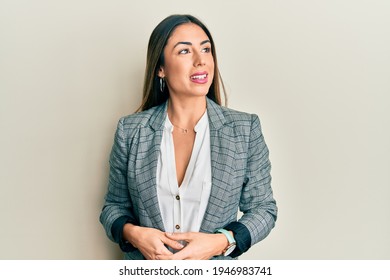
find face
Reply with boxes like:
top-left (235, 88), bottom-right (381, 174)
top-left (158, 23), bottom-right (215, 99)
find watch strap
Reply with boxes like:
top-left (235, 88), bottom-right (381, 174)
top-left (215, 228), bottom-right (235, 245)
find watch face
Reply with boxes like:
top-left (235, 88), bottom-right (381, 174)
top-left (224, 244), bottom-right (236, 256)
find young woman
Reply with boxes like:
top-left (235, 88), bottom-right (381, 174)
top-left (100, 14), bottom-right (277, 260)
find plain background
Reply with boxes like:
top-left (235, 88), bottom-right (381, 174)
top-left (1, 0), bottom-right (389, 259)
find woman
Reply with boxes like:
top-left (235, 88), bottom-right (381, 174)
top-left (100, 14), bottom-right (277, 260)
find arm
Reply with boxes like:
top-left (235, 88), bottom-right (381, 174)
top-left (229, 114), bottom-right (277, 257)
top-left (99, 117), bottom-right (136, 242)
top-left (99, 118), bottom-right (183, 258)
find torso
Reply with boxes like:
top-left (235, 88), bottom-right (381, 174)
top-left (172, 129), bottom-right (196, 186)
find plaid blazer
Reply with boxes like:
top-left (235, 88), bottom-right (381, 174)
top-left (100, 98), bottom-right (277, 259)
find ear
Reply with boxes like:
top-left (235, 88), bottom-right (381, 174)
top-left (157, 66), bottom-right (165, 78)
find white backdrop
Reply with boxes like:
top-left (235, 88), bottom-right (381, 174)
top-left (1, 0), bottom-right (389, 259)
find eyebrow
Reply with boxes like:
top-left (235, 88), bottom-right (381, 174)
top-left (173, 39), bottom-right (211, 49)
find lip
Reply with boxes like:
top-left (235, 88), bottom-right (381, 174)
top-left (190, 71), bottom-right (208, 84)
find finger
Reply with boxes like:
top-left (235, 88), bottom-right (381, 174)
top-left (155, 254), bottom-right (172, 260)
top-left (155, 245), bottom-right (174, 256)
top-left (167, 248), bottom-right (189, 260)
top-left (165, 232), bottom-right (192, 241)
top-left (162, 237), bottom-right (185, 251)
top-left (156, 249), bottom-right (187, 260)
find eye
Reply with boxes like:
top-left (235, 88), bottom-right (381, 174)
top-left (202, 47), bottom-right (211, 53)
top-left (179, 49), bottom-right (190, 54)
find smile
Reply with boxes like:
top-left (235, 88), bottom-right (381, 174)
top-left (191, 74), bottom-right (207, 80)
top-left (190, 72), bottom-right (208, 84)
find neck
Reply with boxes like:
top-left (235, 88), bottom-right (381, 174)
top-left (167, 96), bottom-right (207, 128)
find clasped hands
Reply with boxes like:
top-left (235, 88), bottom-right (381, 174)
top-left (123, 224), bottom-right (229, 260)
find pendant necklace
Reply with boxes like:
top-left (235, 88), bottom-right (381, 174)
top-left (172, 123), bottom-right (190, 134)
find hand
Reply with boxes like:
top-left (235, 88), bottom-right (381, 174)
top-left (156, 232), bottom-right (229, 260)
top-left (123, 224), bottom-right (184, 260)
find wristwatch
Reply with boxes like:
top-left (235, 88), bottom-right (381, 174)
top-left (215, 228), bottom-right (236, 256)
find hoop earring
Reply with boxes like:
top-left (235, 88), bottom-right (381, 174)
top-left (159, 77), bottom-right (165, 92)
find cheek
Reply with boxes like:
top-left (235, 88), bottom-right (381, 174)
top-left (165, 61), bottom-right (187, 77)
top-left (208, 57), bottom-right (215, 69)
top-left (208, 59), bottom-right (215, 78)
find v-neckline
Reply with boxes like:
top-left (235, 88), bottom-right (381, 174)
top-left (165, 112), bottom-right (208, 190)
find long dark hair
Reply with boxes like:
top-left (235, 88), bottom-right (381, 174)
top-left (137, 14), bottom-right (226, 112)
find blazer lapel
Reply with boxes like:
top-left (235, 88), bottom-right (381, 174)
top-left (135, 102), bottom-right (167, 231)
top-left (200, 99), bottom-right (236, 233)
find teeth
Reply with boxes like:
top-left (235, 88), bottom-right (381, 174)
top-left (191, 74), bottom-right (207, 80)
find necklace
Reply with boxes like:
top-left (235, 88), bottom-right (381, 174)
top-left (171, 123), bottom-right (191, 134)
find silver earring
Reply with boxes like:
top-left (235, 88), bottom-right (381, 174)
top-left (159, 77), bottom-right (165, 92)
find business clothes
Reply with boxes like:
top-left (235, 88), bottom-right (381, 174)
top-left (100, 98), bottom-right (277, 260)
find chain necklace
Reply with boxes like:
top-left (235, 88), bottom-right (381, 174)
top-left (171, 123), bottom-right (191, 134)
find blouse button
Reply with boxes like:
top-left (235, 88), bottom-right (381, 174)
top-left (175, 224), bottom-right (180, 230)
top-left (175, 195), bottom-right (180, 200)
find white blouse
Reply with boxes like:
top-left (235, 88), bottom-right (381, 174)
top-left (156, 111), bottom-right (212, 235)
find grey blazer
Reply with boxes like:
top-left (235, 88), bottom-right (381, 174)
top-left (100, 98), bottom-right (277, 259)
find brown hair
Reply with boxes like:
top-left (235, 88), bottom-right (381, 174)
top-left (137, 14), bottom-right (226, 112)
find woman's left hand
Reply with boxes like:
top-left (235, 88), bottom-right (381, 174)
top-left (156, 232), bottom-right (228, 260)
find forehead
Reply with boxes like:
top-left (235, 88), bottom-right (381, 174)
top-left (167, 23), bottom-right (210, 44)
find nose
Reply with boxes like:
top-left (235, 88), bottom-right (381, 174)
top-left (193, 51), bottom-right (205, 67)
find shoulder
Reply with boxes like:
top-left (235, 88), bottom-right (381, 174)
top-left (220, 106), bottom-right (257, 125)
top-left (118, 103), bottom-right (165, 130)
top-left (209, 100), bottom-right (261, 133)
top-left (223, 107), bottom-right (263, 141)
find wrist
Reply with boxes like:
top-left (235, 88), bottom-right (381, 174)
top-left (214, 229), bottom-right (236, 256)
top-left (214, 233), bottom-right (230, 256)
top-left (123, 223), bottom-right (139, 247)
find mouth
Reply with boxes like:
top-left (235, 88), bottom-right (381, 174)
top-left (190, 72), bottom-right (208, 84)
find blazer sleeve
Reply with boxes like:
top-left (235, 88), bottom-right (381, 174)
top-left (229, 114), bottom-right (277, 251)
top-left (99, 117), bottom-right (137, 243)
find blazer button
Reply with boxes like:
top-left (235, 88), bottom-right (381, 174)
top-left (175, 224), bottom-right (180, 230)
top-left (175, 195), bottom-right (180, 200)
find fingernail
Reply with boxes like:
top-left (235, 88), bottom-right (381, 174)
top-left (166, 232), bottom-right (173, 236)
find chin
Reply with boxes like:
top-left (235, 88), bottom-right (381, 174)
top-left (192, 86), bottom-right (211, 97)
top-left (192, 91), bottom-right (209, 97)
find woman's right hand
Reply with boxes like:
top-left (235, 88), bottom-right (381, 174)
top-left (122, 224), bottom-right (184, 260)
